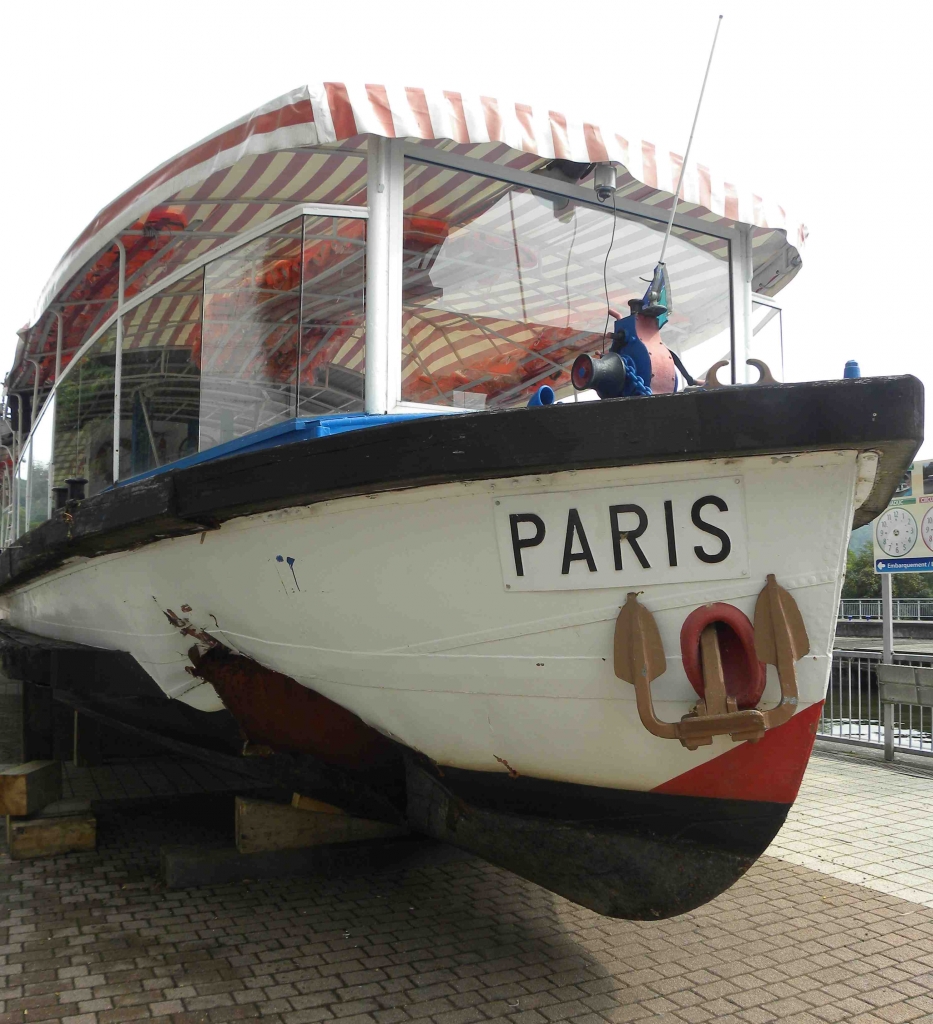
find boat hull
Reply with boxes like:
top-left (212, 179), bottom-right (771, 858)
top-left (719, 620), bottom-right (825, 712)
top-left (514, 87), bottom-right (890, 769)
top-left (0, 378), bottom-right (922, 917)
top-left (4, 451), bottom-right (853, 787)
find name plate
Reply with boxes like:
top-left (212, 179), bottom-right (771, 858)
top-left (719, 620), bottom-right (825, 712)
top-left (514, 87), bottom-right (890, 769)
top-left (493, 476), bottom-right (748, 591)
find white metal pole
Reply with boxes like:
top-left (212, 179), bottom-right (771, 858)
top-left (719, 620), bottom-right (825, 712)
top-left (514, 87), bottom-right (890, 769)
top-left (112, 241), bottom-right (126, 483)
top-left (49, 312), bottom-right (63, 517)
top-left (882, 572), bottom-right (894, 760)
top-left (0, 442), bottom-right (13, 548)
top-left (13, 399), bottom-right (22, 540)
top-left (25, 439), bottom-right (33, 531)
top-left (366, 138), bottom-right (389, 414)
top-left (884, 701), bottom-right (895, 761)
top-left (55, 311), bottom-right (63, 384)
top-left (25, 360), bottom-right (39, 530)
top-left (729, 226), bottom-right (754, 384)
top-left (882, 572), bottom-right (893, 664)
top-left (0, 469), bottom-right (7, 548)
top-left (385, 139), bottom-right (403, 412)
top-left (742, 227), bottom-right (753, 382)
top-left (365, 137), bottom-right (403, 414)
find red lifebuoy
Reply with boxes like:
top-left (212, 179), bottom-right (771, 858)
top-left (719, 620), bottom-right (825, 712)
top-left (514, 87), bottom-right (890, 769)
top-left (680, 603), bottom-right (766, 710)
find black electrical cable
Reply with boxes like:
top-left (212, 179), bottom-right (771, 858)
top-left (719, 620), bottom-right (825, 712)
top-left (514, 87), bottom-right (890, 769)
top-left (563, 210), bottom-right (578, 329)
top-left (669, 348), bottom-right (698, 387)
top-left (600, 189), bottom-right (618, 355)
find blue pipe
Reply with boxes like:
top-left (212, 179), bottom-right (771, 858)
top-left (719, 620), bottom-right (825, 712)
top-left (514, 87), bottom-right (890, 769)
top-left (527, 385), bottom-right (555, 408)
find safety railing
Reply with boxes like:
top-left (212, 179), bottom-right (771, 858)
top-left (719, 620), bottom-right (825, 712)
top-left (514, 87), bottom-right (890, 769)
top-left (838, 598), bottom-right (933, 620)
top-left (820, 650), bottom-right (933, 756)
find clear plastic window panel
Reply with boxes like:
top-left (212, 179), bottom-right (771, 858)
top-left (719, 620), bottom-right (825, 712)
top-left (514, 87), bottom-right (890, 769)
top-left (401, 161), bottom-right (730, 407)
top-left (118, 268), bottom-right (203, 478)
top-left (53, 328), bottom-right (117, 497)
top-left (26, 395), bottom-right (54, 527)
top-left (297, 216), bottom-right (366, 416)
top-left (13, 439), bottom-right (29, 539)
top-left (200, 220), bottom-right (303, 449)
top-left (750, 299), bottom-right (784, 381)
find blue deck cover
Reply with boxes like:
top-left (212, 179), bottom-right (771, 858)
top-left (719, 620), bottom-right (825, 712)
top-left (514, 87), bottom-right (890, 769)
top-left (115, 412), bottom-right (439, 487)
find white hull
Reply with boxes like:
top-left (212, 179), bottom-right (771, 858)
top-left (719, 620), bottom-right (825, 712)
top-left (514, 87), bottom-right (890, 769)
top-left (2, 449), bottom-right (858, 792)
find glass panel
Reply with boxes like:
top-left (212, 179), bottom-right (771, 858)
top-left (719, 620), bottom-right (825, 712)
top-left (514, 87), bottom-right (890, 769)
top-left (401, 161), bottom-right (730, 407)
top-left (750, 300), bottom-right (784, 381)
top-left (297, 216), bottom-right (366, 416)
top-left (14, 440), bottom-right (29, 539)
top-left (53, 327), bottom-right (117, 497)
top-left (26, 395), bottom-right (54, 528)
top-left (200, 220), bottom-right (302, 449)
top-left (0, 460), bottom-right (12, 547)
top-left (118, 268), bottom-right (203, 478)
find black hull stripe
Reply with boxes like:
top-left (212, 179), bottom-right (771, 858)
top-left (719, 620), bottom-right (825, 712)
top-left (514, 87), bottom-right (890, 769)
top-left (0, 376), bottom-right (922, 593)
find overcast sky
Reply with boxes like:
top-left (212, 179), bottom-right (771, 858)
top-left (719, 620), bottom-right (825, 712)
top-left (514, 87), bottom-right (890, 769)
top-left (0, 0), bottom-right (929, 457)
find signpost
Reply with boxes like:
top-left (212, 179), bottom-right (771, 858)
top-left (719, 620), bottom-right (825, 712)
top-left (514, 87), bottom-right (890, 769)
top-left (871, 459), bottom-right (933, 759)
top-left (872, 460), bottom-right (933, 575)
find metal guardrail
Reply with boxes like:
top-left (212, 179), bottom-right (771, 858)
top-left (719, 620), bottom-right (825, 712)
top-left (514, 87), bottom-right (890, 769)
top-left (838, 598), bottom-right (933, 620)
top-left (820, 650), bottom-right (933, 756)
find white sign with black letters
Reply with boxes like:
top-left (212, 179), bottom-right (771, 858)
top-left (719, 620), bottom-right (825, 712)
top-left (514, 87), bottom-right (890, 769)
top-left (493, 476), bottom-right (748, 591)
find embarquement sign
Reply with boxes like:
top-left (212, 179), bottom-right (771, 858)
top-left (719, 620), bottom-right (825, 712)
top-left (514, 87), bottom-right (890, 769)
top-left (873, 460), bottom-right (933, 574)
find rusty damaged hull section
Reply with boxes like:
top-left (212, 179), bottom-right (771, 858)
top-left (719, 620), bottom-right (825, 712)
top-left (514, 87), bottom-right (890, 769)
top-left (189, 646), bottom-right (400, 771)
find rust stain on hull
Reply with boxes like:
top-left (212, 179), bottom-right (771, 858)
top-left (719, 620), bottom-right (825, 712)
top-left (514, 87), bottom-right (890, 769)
top-left (188, 646), bottom-right (398, 771)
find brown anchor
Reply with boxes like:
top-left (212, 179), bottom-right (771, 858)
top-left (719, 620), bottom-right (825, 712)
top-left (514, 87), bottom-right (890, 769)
top-left (613, 575), bottom-right (810, 750)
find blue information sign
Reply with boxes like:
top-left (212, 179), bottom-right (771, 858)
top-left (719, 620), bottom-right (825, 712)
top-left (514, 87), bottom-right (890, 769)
top-left (872, 461), bottom-right (933, 574)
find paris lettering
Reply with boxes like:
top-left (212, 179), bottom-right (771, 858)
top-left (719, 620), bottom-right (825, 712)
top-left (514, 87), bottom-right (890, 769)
top-left (508, 495), bottom-right (732, 578)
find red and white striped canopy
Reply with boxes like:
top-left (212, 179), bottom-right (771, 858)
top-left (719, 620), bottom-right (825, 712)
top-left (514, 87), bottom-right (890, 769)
top-left (11, 83), bottom-right (806, 393)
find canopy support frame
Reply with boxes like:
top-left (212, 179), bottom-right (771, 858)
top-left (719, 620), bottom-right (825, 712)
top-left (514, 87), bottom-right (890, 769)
top-left (366, 137), bottom-right (404, 414)
top-left (730, 225), bottom-right (754, 384)
top-left (112, 241), bottom-right (126, 483)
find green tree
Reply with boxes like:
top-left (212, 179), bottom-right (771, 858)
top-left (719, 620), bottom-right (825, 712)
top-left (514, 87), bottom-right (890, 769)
top-left (842, 536), bottom-right (933, 598)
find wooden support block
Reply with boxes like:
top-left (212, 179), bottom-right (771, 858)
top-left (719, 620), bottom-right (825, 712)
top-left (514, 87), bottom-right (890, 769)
top-left (235, 796), bottom-right (408, 855)
top-left (291, 792), bottom-right (346, 815)
top-left (0, 760), bottom-right (62, 816)
top-left (6, 800), bottom-right (96, 860)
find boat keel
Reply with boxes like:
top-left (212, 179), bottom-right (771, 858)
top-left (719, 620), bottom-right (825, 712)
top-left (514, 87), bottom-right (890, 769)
top-left (405, 761), bottom-right (786, 920)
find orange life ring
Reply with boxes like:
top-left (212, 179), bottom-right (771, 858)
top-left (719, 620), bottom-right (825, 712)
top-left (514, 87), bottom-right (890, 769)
top-left (680, 603), bottom-right (766, 710)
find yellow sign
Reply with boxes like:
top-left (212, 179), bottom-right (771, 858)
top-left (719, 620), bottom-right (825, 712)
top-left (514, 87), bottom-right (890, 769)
top-left (873, 460), bottom-right (933, 573)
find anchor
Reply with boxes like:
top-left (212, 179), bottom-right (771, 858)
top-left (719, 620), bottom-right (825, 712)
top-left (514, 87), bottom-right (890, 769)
top-left (613, 575), bottom-right (810, 750)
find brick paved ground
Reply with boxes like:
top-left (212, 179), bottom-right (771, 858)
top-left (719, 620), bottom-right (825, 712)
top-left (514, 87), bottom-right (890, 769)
top-left (2, 752), bottom-right (933, 1024)
top-left (771, 743), bottom-right (933, 910)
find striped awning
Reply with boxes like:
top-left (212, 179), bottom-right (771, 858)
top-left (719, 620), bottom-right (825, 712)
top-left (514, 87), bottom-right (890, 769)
top-left (9, 83), bottom-right (805, 395)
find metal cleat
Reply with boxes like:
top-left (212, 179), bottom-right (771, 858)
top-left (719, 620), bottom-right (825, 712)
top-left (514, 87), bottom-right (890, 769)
top-left (702, 358), bottom-right (779, 389)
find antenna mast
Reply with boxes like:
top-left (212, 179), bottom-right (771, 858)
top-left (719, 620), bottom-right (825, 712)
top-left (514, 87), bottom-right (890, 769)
top-left (658, 15), bottom-right (723, 266)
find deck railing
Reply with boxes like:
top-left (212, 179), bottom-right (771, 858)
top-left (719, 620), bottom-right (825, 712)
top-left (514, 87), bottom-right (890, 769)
top-left (838, 598), bottom-right (933, 620)
top-left (820, 650), bottom-right (933, 756)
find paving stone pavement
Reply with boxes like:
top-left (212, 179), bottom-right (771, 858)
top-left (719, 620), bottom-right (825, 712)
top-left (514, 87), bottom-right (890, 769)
top-left (2, 752), bottom-right (933, 1024)
top-left (770, 743), bottom-right (933, 910)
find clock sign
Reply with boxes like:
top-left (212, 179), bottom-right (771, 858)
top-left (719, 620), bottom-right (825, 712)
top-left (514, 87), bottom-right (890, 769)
top-left (923, 506), bottom-right (933, 552)
top-left (876, 507), bottom-right (917, 557)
